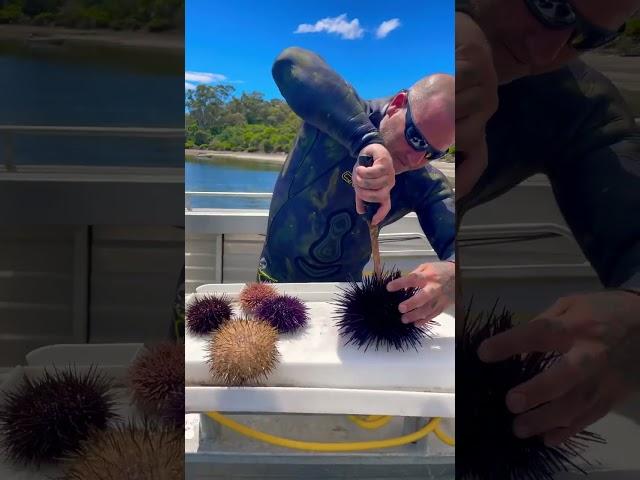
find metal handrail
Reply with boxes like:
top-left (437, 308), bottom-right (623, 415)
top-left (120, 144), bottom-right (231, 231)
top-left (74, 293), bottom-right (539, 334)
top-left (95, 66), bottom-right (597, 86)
top-left (186, 191), bottom-right (273, 198)
top-left (2, 125), bottom-right (183, 172)
top-left (0, 125), bottom-right (184, 137)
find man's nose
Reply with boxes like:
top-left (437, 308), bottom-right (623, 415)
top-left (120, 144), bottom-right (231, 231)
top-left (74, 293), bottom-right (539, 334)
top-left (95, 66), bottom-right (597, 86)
top-left (524, 29), bottom-right (572, 65)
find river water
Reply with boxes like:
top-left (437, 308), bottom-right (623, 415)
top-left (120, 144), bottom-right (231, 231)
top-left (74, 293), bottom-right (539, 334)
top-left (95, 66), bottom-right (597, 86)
top-left (185, 155), bottom-right (279, 209)
top-left (0, 37), bottom-right (183, 167)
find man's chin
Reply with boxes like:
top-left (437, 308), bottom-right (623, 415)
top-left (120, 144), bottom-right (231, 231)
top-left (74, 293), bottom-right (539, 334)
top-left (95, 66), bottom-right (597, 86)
top-left (393, 161), bottom-right (410, 174)
top-left (400, 159), bottom-right (427, 172)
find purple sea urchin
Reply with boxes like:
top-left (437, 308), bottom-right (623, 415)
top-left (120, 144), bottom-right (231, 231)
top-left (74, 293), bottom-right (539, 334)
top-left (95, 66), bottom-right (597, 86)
top-left (0, 366), bottom-right (116, 466)
top-left (207, 317), bottom-right (280, 386)
top-left (63, 420), bottom-right (183, 480)
top-left (255, 294), bottom-right (309, 334)
top-left (239, 282), bottom-right (278, 315)
top-left (457, 304), bottom-right (605, 479)
top-left (128, 342), bottom-right (184, 427)
top-left (333, 269), bottom-right (435, 351)
top-left (186, 294), bottom-right (233, 335)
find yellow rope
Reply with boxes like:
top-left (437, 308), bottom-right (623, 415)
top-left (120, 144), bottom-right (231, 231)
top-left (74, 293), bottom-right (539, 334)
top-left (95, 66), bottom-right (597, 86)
top-left (206, 411), bottom-right (455, 452)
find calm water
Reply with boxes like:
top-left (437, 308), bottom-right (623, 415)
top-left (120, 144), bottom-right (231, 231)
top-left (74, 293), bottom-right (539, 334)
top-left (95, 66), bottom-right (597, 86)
top-left (186, 156), bottom-right (280, 209)
top-left (0, 39), bottom-right (183, 166)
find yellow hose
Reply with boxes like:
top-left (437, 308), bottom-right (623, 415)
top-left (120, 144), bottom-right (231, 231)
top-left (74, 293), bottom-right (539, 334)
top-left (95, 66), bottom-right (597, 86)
top-left (347, 414), bottom-right (393, 429)
top-left (348, 415), bottom-right (454, 445)
top-left (206, 411), bottom-right (455, 451)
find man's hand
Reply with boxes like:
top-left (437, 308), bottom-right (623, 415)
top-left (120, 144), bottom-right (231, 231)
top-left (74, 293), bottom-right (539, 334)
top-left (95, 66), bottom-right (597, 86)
top-left (353, 143), bottom-right (395, 225)
top-left (478, 291), bottom-right (640, 446)
top-left (386, 261), bottom-right (455, 326)
top-left (455, 12), bottom-right (499, 199)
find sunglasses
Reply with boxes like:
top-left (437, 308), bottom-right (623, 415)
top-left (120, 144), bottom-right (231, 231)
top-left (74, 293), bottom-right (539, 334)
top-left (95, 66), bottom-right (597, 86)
top-left (402, 92), bottom-right (445, 160)
top-left (524, 0), bottom-right (626, 51)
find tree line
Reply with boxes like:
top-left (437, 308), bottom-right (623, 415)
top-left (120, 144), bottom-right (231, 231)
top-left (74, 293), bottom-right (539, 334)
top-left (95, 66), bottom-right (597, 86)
top-left (0, 0), bottom-right (183, 31)
top-left (185, 84), bottom-right (457, 161)
top-left (185, 84), bottom-right (302, 153)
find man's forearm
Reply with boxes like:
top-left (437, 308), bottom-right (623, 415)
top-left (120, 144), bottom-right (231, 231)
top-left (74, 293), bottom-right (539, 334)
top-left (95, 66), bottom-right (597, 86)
top-left (272, 47), bottom-right (384, 157)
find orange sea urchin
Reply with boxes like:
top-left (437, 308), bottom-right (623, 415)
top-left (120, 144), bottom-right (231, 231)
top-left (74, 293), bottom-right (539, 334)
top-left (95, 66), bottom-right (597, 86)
top-left (206, 317), bottom-right (279, 386)
top-left (238, 282), bottom-right (278, 315)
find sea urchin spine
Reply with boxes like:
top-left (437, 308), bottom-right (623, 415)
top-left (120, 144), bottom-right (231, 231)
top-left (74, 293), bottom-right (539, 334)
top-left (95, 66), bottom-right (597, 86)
top-left (333, 268), bottom-right (435, 351)
top-left (255, 294), bottom-right (309, 334)
top-left (128, 342), bottom-right (185, 427)
top-left (207, 317), bottom-right (280, 386)
top-left (186, 294), bottom-right (233, 335)
top-left (0, 366), bottom-right (117, 466)
top-left (63, 420), bottom-right (183, 480)
top-left (457, 304), bottom-right (605, 480)
top-left (239, 282), bottom-right (278, 315)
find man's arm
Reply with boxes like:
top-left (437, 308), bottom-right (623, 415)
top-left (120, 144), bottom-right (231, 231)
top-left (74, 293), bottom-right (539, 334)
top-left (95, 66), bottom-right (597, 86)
top-left (410, 166), bottom-right (456, 262)
top-left (544, 62), bottom-right (640, 292)
top-left (272, 47), bottom-right (384, 158)
top-left (384, 167), bottom-right (456, 325)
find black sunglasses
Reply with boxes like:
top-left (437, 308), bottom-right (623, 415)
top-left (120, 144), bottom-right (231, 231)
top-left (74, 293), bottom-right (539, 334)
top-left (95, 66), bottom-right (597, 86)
top-left (524, 0), bottom-right (626, 51)
top-left (402, 92), bottom-right (445, 160)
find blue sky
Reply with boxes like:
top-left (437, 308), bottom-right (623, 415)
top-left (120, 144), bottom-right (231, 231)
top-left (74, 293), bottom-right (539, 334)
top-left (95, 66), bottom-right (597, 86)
top-left (186, 0), bottom-right (454, 100)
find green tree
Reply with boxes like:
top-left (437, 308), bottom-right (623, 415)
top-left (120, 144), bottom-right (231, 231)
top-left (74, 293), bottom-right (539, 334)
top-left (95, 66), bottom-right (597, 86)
top-left (193, 130), bottom-right (210, 147)
top-left (185, 83), bottom-right (303, 153)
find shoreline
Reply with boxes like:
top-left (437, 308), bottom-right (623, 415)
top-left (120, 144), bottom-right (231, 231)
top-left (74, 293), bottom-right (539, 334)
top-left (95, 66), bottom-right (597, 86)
top-left (0, 25), bottom-right (183, 50)
top-left (185, 149), bottom-right (287, 165)
top-left (185, 150), bottom-right (455, 180)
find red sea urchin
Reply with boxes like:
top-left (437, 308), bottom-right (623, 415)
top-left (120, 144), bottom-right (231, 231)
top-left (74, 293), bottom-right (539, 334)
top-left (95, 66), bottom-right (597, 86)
top-left (0, 366), bottom-right (117, 466)
top-left (128, 342), bottom-right (184, 427)
top-left (457, 304), bottom-right (605, 480)
top-left (186, 294), bottom-right (233, 335)
top-left (255, 294), bottom-right (309, 334)
top-left (333, 269), bottom-right (435, 351)
top-left (239, 282), bottom-right (278, 315)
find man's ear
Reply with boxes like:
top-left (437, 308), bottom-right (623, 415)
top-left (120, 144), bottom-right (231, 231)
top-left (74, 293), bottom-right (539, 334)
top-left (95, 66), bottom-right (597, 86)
top-left (386, 90), bottom-right (408, 118)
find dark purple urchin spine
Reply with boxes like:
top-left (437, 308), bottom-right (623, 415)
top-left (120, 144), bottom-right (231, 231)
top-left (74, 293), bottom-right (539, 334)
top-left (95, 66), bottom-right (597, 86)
top-left (186, 294), bottom-right (233, 336)
top-left (333, 269), bottom-right (436, 352)
top-left (0, 366), bottom-right (117, 466)
top-left (255, 294), bottom-right (309, 334)
top-left (457, 303), bottom-right (605, 480)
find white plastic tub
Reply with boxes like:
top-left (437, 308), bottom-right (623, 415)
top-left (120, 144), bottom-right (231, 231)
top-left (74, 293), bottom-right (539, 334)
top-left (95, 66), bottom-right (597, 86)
top-left (186, 283), bottom-right (455, 418)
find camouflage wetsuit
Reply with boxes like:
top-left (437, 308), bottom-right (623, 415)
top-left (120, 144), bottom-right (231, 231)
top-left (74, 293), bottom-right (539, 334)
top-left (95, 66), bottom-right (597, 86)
top-left (257, 47), bottom-right (456, 283)
top-left (458, 59), bottom-right (640, 292)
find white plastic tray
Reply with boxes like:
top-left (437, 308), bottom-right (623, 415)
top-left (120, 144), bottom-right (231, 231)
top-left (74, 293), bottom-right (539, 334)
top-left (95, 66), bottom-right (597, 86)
top-left (25, 343), bottom-right (143, 367)
top-left (187, 283), bottom-right (455, 417)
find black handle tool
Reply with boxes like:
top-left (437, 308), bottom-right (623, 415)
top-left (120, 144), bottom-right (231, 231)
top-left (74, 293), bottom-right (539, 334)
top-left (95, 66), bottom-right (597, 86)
top-left (356, 154), bottom-right (382, 276)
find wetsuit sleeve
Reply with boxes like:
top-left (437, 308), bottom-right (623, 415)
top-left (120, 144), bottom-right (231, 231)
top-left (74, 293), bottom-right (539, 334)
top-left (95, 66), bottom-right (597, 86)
top-left (409, 167), bottom-right (456, 262)
top-left (544, 67), bottom-right (640, 292)
top-left (272, 47), bottom-right (384, 158)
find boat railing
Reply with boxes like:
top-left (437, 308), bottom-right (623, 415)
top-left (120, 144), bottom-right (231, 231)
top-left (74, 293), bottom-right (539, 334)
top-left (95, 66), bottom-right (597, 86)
top-left (0, 124), bottom-right (184, 174)
top-left (186, 190), bottom-right (596, 291)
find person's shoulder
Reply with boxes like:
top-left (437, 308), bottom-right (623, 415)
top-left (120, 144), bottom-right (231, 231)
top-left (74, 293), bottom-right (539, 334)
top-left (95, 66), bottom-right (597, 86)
top-left (498, 59), bottom-right (636, 132)
top-left (396, 165), bottom-right (454, 211)
top-left (400, 163), bottom-right (453, 192)
top-left (504, 59), bottom-right (624, 105)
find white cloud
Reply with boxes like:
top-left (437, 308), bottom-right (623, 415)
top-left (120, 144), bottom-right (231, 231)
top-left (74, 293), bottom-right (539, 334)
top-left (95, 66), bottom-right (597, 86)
top-left (294, 13), bottom-right (364, 40)
top-left (185, 81), bottom-right (196, 90)
top-left (185, 71), bottom-right (227, 83)
top-left (375, 18), bottom-right (401, 39)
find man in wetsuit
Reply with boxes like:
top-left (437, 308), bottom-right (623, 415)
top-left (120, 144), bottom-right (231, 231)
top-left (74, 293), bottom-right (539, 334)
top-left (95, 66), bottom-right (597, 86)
top-left (258, 47), bottom-right (456, 327)
top-left (456, 0), bottom-right (640, 447)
